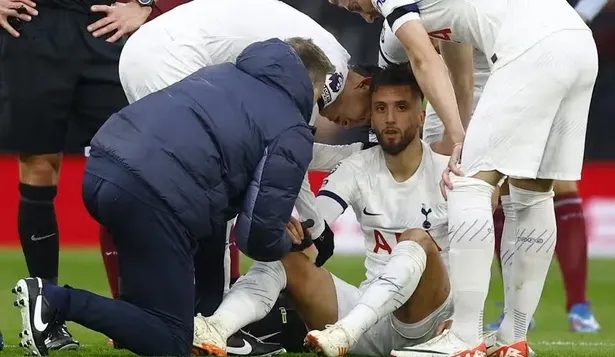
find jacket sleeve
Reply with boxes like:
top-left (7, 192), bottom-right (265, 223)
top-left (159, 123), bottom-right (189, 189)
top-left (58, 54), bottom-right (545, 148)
top-left (234, 125), bottom-right (314, 262)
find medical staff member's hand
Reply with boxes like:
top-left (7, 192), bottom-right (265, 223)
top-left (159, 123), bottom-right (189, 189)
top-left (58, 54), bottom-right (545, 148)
top-left (0, 0), bottom-right (37, 37)
top-left (88, 1), bottom-right (150, 43)
top-left (289, 219), bottom-right (315, 252)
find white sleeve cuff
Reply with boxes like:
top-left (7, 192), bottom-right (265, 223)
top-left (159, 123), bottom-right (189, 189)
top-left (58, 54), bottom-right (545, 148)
top-left (391, 12), bottom-right (420, 34)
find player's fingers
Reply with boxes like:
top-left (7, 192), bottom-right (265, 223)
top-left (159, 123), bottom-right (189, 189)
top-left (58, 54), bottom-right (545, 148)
top-left (90, 4), bottom-right (112, 13)
top-left (105, 27), bottom-right (125, 42)
top-left (0, 19), bottom-right (20, 37)
top-left (13, 0), bottom-right (37, 9)
top-left (92, 22), bottom-right (118, 38)
top-left (87, 16), bottom-right (113, 33)
top-left (16, 4), bottom-right (37, 16)
top-left (439, 179), bottom-right (448, 200)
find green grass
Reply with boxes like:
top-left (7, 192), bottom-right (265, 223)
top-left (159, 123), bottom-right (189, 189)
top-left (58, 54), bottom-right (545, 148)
top-left (0, 249), bottom-right (614, 356)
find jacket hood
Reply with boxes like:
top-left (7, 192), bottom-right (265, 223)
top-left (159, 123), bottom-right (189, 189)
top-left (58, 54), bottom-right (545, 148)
top-left (236, 38), bottom-right (314, 123)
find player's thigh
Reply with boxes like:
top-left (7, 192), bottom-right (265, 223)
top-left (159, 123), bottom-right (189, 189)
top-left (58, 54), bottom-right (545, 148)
top-left (0, 12), bottom-right (78, 154)
top-left (537, 31), bottom-right (598, 181)
top-left (282, 252), bottom-right (349, 330)
top-left (422, 104), bottom-right (444, 145)
top-left (86, 174), bottom-right (195, 335)
top-left (461, 43), bottom-right (573, 179)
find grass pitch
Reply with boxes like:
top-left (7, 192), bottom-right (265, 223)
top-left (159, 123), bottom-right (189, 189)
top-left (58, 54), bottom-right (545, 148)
top-left (0, 249), bottom-right (613, 356)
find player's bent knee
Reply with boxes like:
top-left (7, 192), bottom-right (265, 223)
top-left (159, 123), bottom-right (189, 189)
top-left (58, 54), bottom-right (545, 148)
top-left (398, 229), bottom-right (438, 256)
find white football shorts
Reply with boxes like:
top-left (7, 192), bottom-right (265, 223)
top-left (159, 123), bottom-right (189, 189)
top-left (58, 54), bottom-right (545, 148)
top-left (460, 29), bottom-right (598, 180)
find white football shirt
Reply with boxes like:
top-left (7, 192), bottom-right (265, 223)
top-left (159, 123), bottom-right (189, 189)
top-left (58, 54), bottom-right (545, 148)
top-left (373, 0), bottom-right (588, 70)
top-left (378, 20), bottom-right (490, 91)
top-left (121, 0), bottom-right (350, 107)
top-left (316, 141), bottom-right (450, 284)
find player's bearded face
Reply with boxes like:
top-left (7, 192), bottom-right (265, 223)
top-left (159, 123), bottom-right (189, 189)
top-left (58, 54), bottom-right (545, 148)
top-left (375, 124), bottom-right (417, 156)
top-left (372, 86), bottom-right (422, 156)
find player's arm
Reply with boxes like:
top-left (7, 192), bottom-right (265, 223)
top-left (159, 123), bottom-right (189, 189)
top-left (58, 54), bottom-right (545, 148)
top-left (295, 173), bottom-right (326, 237)
top-left (431, 40), bottom-right (474, 155)
top-left (394, 20), bottom-right (465, 146)
top-left (309, 142), bottom-right (363, 171)
top-left (234, 126), bottom-right (314, 262)
top-left (315, 160), bottom-right (359, 224)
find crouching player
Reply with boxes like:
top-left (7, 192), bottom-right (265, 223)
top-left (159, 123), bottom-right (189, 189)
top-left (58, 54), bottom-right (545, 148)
top-left (192, 63), bottom-right (454, 357)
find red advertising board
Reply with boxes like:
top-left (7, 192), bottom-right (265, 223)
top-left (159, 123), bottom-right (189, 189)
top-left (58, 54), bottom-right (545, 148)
top-left (0, 156), bottom-right (614, 256)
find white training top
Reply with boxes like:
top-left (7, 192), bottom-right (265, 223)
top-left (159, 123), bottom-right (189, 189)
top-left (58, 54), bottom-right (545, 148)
top-left (373, 0), bottom-right (589, 71)
top-left (316, 141), bottom-right (450, 283)
top-left (120, 0), bottom-right (350, 107)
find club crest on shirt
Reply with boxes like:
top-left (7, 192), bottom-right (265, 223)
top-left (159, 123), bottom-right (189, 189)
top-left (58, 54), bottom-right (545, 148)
top-left (421, 203), bottom-right (432, 229)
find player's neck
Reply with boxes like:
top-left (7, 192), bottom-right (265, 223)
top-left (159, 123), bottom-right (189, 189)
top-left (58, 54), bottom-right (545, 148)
top-left (384, 139), bottom-right (423, 182)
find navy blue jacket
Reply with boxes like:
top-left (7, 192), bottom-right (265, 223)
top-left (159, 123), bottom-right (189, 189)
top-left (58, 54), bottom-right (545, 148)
top-left (90, 39), bottom-right (315, 261)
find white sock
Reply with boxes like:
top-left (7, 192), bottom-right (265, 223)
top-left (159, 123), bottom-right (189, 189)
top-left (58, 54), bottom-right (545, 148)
top-left (336, 240), bottom-right (427, 341)
top-left (210, 261), bottom-right (287, 339)
top-left (499, 185), bottom-right (556, 344)
top-left (447, 176), bottom-right (496, 346)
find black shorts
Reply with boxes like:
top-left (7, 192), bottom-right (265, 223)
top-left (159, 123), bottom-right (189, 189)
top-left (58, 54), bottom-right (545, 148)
top-left (0, 6), bottom-right (128, 154)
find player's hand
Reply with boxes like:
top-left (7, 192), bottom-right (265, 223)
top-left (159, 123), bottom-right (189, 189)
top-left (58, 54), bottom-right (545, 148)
top-left (440, 142), bottom-right (463, 200)
top-left (88, 1), bottom-right (151, 43)
top-left (0, 0), bottom-right (37, 37)
top-left (313, 221), bottom-right (334, 267)
top-left (290, 219), bottom-right (315, 252)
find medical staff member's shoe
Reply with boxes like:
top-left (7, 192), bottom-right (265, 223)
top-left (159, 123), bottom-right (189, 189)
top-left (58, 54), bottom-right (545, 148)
top-left (484, 331), bottom-right (535, 357)
top-left (568, 302), bottom-right (601, 333)
top-left (390, 329), bottom-right (486, 357)
top-left (227, 329), bottom-right (286, 356)
top-left (194, 314), bottom-right (229, 356)
top-left (12, 277), bottom-right (59, 356)
top-left (45, 323), bottom-right (79, 351)
top-left (304, 325), bottom-right (355, 357)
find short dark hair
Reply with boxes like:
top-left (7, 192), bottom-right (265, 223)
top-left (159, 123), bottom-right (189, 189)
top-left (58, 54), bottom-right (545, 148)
top-left (369, 63), bottom-right (423, 100)
top-left (285, 37), bottom-right (335, 85)
top-left (349, 64), bottom-right (382, 78)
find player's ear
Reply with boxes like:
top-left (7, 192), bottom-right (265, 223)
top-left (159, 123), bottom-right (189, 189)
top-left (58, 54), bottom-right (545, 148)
top-left (358, 76), bottom-right (372, 90)
top-left (418, 109), bottom-right (426, 126)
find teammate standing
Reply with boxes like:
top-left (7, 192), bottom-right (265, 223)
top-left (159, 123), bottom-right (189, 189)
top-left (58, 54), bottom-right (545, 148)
top-left (0, 0), bottom-right (155, 350)
top-left (380, 12), bottom-right (601, 335)
top-left (329, 0), bottom-right (598, 356)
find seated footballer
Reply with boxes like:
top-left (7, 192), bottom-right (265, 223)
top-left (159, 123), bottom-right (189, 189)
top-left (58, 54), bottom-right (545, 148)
top-left (192, 63), bottom-right (456, 357)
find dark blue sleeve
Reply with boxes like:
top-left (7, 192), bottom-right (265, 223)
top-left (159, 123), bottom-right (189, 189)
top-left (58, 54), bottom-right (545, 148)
top-left (234, 125), bottom-right (314, 261)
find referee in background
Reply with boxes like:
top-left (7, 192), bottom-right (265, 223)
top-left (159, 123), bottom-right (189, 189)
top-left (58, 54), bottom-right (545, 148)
top-left (0, 0), bottom-right (155, 350)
